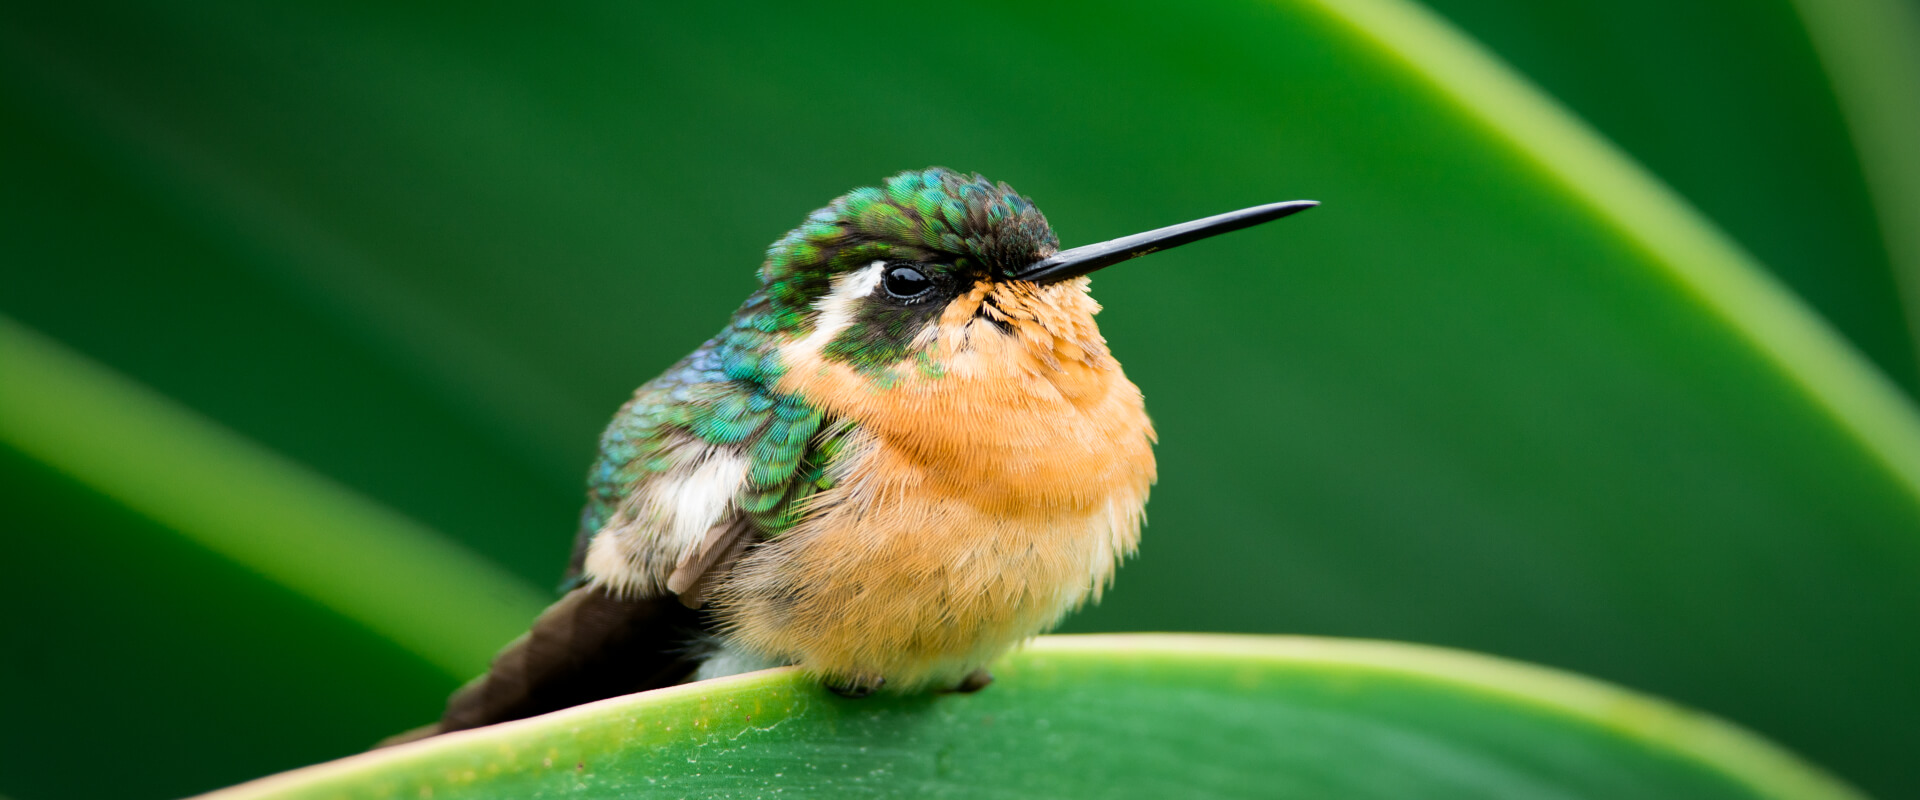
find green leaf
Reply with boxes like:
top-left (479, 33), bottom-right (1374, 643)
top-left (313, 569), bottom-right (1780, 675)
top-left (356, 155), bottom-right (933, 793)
top-left (0, 444), bottom-right (458, 799)
top-left (205, 636), bottom-right (1861, 800)
top-left (1302, 0), bottom-right (1920, 499)
top-left (1788, 0), bottom-right (1920, 360)
top-left (0, 315), bottom-right (548, 679)
top-left (1417, 0), bottom-right (1920, 392)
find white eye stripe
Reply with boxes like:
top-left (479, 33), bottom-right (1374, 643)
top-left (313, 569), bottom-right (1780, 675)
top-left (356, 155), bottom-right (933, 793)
top-left (790, 262), bottom-right (885, 356)
top-left (839, 261), bottom-right (886, 300)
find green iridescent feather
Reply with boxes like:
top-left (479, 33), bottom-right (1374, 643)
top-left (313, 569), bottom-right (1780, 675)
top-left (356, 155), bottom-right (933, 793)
top-left (759, 168), bottom-right (1059, 331)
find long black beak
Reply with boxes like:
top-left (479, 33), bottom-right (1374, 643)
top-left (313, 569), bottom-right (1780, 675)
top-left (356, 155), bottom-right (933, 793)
top-left (1013, 200), bottom-right (1319, 284)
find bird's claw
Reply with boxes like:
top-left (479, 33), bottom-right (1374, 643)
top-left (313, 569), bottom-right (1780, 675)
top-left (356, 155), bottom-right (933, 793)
top-left (949, 669), bottom-right (994, 694)
top-left (825, 676), bottom-right (885, 698)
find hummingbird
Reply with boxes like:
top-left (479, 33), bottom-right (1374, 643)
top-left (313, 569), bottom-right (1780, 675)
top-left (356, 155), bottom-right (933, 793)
top-left (406, 168), bottom-right (1315, 740)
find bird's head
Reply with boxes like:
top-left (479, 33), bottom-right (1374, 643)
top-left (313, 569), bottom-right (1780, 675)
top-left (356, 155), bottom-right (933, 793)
top-left (756, 167), bottom-right (1313, 390)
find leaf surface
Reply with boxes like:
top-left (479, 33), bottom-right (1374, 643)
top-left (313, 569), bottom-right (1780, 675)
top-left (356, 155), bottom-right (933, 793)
top-left (207, 636), bottom-right (1861, 800)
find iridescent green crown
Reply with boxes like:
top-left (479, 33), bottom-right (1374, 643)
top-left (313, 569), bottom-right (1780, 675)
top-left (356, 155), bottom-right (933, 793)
top-left (759, 167), bottom-right (1059, 330)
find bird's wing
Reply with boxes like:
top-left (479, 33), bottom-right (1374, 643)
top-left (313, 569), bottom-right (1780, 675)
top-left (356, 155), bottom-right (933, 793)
top-left (565, 348), bottom-right (838, 602)
top-left (665, 387), bottom-right (858, 607)
top-left (421, 342), bottom-right (849, 741)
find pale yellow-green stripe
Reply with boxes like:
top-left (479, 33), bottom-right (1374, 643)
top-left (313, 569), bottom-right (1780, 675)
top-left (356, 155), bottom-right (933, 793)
top-left (1304, 0), bottom-right (1920, 501)
top-left (0, 315), bottom-right (548, 679)
top-left (1789, 0), bottom-right (1920, 369)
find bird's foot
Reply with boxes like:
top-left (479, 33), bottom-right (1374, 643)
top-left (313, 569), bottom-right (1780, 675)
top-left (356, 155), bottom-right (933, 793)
top-left (947, 669), bottom-right (994, 694)
top-left (825, 675), bottom-right (885, 698)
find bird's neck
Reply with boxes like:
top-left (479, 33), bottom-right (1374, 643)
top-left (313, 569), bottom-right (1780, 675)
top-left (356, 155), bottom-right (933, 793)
top-left (774, 284), bottom-right (1156, 509)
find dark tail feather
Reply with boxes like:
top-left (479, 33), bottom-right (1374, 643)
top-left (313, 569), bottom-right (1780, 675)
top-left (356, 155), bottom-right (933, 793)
top-left (378, 585), bottom-right (703, 747)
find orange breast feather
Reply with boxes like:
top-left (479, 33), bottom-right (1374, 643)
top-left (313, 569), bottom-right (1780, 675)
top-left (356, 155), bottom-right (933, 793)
top-left (717, 279), bottom-right (1156, 688)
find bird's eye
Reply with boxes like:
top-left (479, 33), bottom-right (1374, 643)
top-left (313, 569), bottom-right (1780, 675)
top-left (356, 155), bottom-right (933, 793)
top-left (882, 264), bottom-right (934, 300)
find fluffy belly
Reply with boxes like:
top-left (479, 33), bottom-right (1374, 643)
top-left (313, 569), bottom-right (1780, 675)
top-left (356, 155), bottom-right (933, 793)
top-left (713, 474), bottom-right (1138, 688)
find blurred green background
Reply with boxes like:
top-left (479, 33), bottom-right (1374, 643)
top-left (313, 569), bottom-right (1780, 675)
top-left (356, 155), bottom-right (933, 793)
top-left (2, 0), bottom-right (1917, 798)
